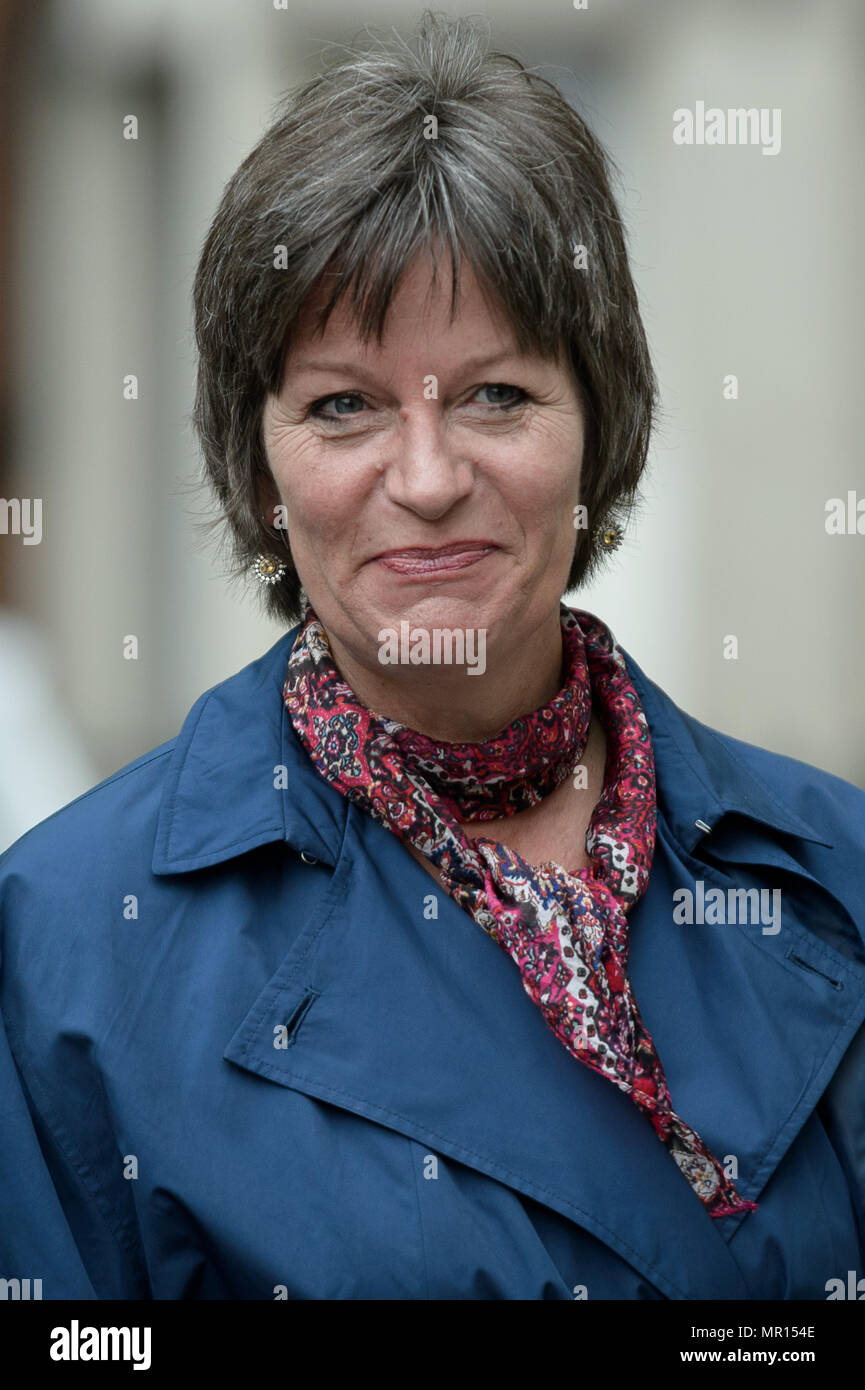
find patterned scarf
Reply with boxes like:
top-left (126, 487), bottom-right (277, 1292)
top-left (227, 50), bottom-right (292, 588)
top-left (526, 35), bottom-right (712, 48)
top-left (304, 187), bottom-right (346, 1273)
top-left (282, 599), bottom-right (757, 1221)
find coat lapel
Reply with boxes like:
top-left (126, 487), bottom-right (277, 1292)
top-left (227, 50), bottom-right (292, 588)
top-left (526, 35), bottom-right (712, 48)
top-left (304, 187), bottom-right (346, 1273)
top-left (224, 799), bottom-right (755, 1300)
top-left (627, 817), bottom-right (865, 1228)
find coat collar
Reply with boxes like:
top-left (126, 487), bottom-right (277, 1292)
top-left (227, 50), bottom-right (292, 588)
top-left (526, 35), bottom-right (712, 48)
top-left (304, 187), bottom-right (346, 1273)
top-left (151, 622), bottom-right (831, 876)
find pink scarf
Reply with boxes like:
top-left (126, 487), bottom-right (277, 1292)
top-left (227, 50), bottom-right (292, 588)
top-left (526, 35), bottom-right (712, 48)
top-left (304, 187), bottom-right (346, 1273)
top-left (283, 599), bottom-right (757, 1220)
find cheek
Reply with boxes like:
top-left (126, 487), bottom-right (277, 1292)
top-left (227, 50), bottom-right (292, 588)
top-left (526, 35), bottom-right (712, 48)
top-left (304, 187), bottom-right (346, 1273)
top-left (266, 432), bottom-right (369, 540)
top-left (518, 414), bottom-right (583, 510)
top-left (518, 466), bottom-right (581, 572)
top-left (509, 455), bottom-right (581, 540)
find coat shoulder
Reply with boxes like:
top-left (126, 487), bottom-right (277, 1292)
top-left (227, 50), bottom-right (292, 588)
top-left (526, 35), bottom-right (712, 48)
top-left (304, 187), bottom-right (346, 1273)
top-left (0, 629), bottom-right (296, 886)
top-left (0, 738), bottom-right (176, 885)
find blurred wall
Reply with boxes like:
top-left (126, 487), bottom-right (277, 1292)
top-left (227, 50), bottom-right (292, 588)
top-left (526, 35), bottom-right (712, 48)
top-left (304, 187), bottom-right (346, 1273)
top-left (3, 0), bottom-right (864, 843)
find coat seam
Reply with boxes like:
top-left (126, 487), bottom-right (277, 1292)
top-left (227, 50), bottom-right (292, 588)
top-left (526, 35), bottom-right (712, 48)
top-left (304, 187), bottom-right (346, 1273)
top-left (3, 1014), bottom-right (152, 1290)
top-left (408, 1138), bottom-right (433, 1301)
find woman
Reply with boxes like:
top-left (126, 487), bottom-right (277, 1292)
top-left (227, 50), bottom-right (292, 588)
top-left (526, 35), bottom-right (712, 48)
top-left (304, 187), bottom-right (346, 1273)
top-left (1, 12), bottom-right (864, 1302)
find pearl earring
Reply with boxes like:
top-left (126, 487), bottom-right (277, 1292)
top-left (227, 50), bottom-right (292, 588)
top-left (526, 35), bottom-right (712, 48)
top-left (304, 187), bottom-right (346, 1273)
top-left (251, 554), bottom-right (288, 585)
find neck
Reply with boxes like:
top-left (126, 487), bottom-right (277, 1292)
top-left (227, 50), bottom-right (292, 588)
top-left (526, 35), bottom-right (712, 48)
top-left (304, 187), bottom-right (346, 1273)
top-left (324, 606), bottom-right (566, 743)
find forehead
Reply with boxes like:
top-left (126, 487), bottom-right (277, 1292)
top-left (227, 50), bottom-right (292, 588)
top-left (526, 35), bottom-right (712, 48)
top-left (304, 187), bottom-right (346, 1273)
top-left (290, 249), bottom-right (520, 357)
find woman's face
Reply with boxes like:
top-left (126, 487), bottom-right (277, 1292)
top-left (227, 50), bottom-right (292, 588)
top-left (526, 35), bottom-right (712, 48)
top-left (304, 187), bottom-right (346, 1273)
top-left (261, 250), bottom-right (586, 678)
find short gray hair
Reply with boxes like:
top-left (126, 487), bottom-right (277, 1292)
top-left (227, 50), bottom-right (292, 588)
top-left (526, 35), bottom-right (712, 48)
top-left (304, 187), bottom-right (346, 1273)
top-left (192, 9), bottom-right (658, 625)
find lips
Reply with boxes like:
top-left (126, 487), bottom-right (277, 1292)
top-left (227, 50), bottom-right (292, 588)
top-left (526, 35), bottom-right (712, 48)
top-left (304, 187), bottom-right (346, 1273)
top-left (374, 541), bottom-right (498, 576)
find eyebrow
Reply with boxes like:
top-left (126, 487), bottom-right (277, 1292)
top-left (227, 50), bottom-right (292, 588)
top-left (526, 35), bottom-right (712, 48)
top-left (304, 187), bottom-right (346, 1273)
top-left (286, 350), bottom-right (523, 379)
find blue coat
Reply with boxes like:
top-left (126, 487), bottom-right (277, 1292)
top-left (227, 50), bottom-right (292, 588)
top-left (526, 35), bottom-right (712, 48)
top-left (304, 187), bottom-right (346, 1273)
top-left (1, 625), bottom-right (864, 1301)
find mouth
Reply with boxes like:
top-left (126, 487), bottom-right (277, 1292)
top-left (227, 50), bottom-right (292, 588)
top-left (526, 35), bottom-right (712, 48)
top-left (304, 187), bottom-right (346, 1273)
top-left (373, 541), bottom-right (499, 577)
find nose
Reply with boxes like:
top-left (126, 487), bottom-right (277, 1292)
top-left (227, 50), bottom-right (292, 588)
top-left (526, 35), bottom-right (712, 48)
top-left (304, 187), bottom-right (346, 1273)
top-left (383, 406), bottom-right (474, 519)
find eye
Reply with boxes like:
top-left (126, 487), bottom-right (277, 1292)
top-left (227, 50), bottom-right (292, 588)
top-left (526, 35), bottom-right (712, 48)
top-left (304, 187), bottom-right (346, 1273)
top-left (308, 392), bottom-right (368, 422)
top-left (307, 381), bottom-right (529, 425)
top-left (471, 383), bottom-right (528, 409)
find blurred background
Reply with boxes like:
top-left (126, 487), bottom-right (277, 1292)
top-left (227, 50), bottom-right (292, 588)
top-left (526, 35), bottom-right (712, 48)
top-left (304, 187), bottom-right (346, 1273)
top-left (1, 0), bottom-right (863, 850)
